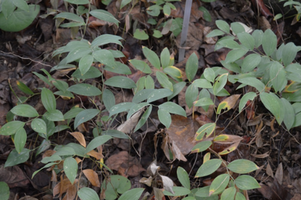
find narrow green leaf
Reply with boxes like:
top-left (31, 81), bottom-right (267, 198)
top-left (14, 128), bottom-right (27, 153)
top-left (68, 83), bottom-right (102, 96)
top-left (177, 167), bottom-right (190, 189)
top-left (91, 34), bottom-right (123, 47)
top-left (262, 29), bottom-right (277, 56)
top-left (228, 159), bottom-right (259, 173)
top-left (55, 12), bottom-right (84, 23)
top-left (78, 187), bottom-right (99, 200)
top-left (118, 188), bottom-right (144, 200)
top-left (64, 0), bottom-right (89, 4)
top-left (160, 47), bottom-right (171, 68)
top-left (260, 92), bottom-right (284, 124)
top-left (5, 148), bottom-right (30, 167)
top-left (74, 109), bottom-right (100, 129)
top-left (186, 53), bottom-right (198, 82)
top-left (158, 109), bottom-right (171, 128)
top-left (156, 71), bottom-right (173, 91)
top-left (90, 9), bottom-right (119, 25)
top-left (86, 135), bottom-right (112, 153)
top-left (196, 159), bottom-right (222, 178)
top-left (281, 98), bottom-right (295, 130)
top-left (42, 88), bottom-right (56, 111)
top-left (103, 89), bottom-right (115, 111)
top-left (105, 76), bottom-right (136, 89)
top-left (209, 174), bottom-right (230, 196)
top-left (142, 46), bottom-right (160, 69)
top-left (134, 105), bottom-right (152, 132)
top-left (16, 80), bottom-right (34, 95)
top-left (11, 104), bottom-right (39, 118)
top-left (0, 121), bottom-right (25, 136)
top-left (235, 175), bottom-right (261, 190)
top-left (64, 157), bottom-right (78, 184)
top-left (158, 102), bottom-right (186, 117)
top-left (185, 84), bottom-right (198, 108)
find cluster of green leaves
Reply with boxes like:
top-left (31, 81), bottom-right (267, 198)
top-left (275, 0), bottom-right (301, 21)
top-left (0, 0), bottom-right (40, 32)
top-left (207, 19), bottom-right (301, 130)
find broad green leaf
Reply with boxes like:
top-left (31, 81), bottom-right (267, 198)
top-left (158, 102), bottom-right (186, 117)
top-left (133, 89), bottom-right (155, 103)
top-left (281, 98), bottom-right (295, 130)
top-left (74, 109), bottom-right (100, 129)
top-left (158, 109), bottom-right (171, 128)
top-left (191, 140), bottom-right (212, 153)
top-left (220, 187), bottom-right (236, 200)
top-left (241, 54), bottom-right (261, 73)
top-left (11, 104), bottom-right (39, 118)
top-left (235, 175), bottom-right (261, 190)
top-left (193, 78), bottom-right (212, 89)
top-left (237, 32), bottom-right (255, 50)
top-left (31, 118), bottom-right (47, 136)
top-left (194, 97), bottom-right (214, 107)
top-left (156, 71), bottom-right (173, 91)
top-left (16, 80), bottom-right (34, 95)
top-left (163, 186), bottom-right (191, 196)
top-left (86, 135), bottom-right (112, 153)
top-left (163, 4), bottom-right (171, 16)
top-left (160, 47), bottom-right (171, 68)
top-left (225, 48), bottom-right (248, 64)
top-left (44, 110), bottom-right (64, 121)
top-left (239, 92), bottom-right (256, 112)
top-left (269, 61), bottom-right (287, 92)
top-left (177, 167), bottom-right (190, 189)
top-left (195, 123), bottom-right (216, 141)
top-left (286, 63), bottom-right (301, 82)
top-left (260, 92), bottom-right (284, 124)
top-left (238, 77), bottom-right (265, 92)
top-left (235, 192), bottom-right (246, 200)
top-left (64, 107), bottom-right (84, 120)
top-left (79, 54), bottom-right (94, 75)
top-left (262, 29), bottom-right (277, 56)
top-left (134, 105), bottom-right (152, 132)
top-left (186, 53), bottom-right (198, 82)
top-left (64, 157), bottom-right (78, 184)
top-left (129, 60), bottom-right (152, 73)
top-left (195, 159), bottom-right (222, 178)
top-left (147, 89), bottom-right (173, 103)
top-left (90, 9), bottom-right (119, 25)
top-left (216, 20), bottom-right (230, 34)
top-left (199, 6), bottom-right (211, 22)
top-left (72, 67), bottom-right (101, 80)
top-left (145, 75), bottom-right (155, 89)
top-left (0, 5), bottom-right (40, 32)
top-left (0, 181), bottom-right (9, 200)
top-left (120, 0), bottom-right (131, 9)
top-left (216, 38), bottom-right (240, 50)
top-left (103, 89), bottom-right (115, 111)
top-left (109, 102), bottom-right (135, 116)
top-left (204, 68), bottom-right (216, 83)
top-left (118, 188), bottom-right (144, 200)
top-left (228, 159), bottom-right (259, 173)
top-left (64, 0), bottom-right (89, 4)
top-left (104, 62), bottom-right (131, 75)
top-left (282, 42), bottom-right (298, 66)
top-left (12, 0), bottom-right (29, 11)
top-left (209, 174), bottom-right (230, 196)
top-left (78, 187), bottom-right (99, 200)
top-left (142, 46), bottom-right (160, 69)
top-left (91, 34), bottom-right (123, 47)
top-left (168, 82), bottom-right (186, 100)
top-left (105, 76), bottom-right (136, 89)
top-left (0, 121), bottom-right (25, 135)
top-left (67, 83), bottom-right (102, 96)
top-left (14, 128), bottom-right (27, 153)
top-left (93, 49), bottom-right (116, 68)
top-left (252, 30), bottom-right (263, 48)
top-left (206, 29), bottom-right (225, 37)
top-left (42, 88), bottom-right (56, 111)
top-left (213, 73), bottom-right (228, 95)
top-left (185, 84), bottom-right (199, 108)
top-left (134, 29), bottom-right (149, 40)
top-left (5, 148), bottom-right (30, 167)
top-left (230, 22), bottom-right (245, 35)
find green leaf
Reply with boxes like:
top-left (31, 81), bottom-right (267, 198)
top-left (120, 0), bottom-right (131, 9)
top-left (186, 53), bottom-right (198, 82)
top-left (134, 29), bottom-right (149, 40)
top-left (103, 89), bottom-right (115, 111)
top-left (67, 83), bottom-right (102, 96)
top-left (216, 20), bottom-right (230, 34)
top-left (55, 12), bottom-right (84, 23)
top-left (147, 89), bottom-right (173, 103)
top-left (192, 140), bottom-right (212, 153)
top-left (109, 102), bottom-right (135, 116)
top-left (237, 32), bottom-right (255, 50)
top-left (44, 110), bottom-right (64, 121)
top-left (225, 48), bottom-right (248, 64)
top-left (260, 92), bottom-right (284, 124)
top-left (31, 118), bottom-right (47, 135)
top-left (64, 107), bottom-right (84, 120)
top-left (12, 0), bottom-right (29, 11)
top-left (177, 167), bottom-right (190, 189)
top-left (163, 4), bottom-right (171, 16)
top-left (118, 188), bottom-right (144, 200)
top-left (195, 159), bottom-right (222, 178)
top-left (252, 30), bottom-right (263, 48)
top-left (158, 109), bottom-right (171, 128)
top-left (282, 42), bottom-right (298, 66)
top-left (142, 46), bottom-right (160, 69)
top-left (168, 82), bottom-right (186, 100)
top-left (195, 123), bottom-right (216, 141)
top-left (262, 29), bottom-right (277, 56)
top-left (286, 63), bottom-right (301, 82)
top-left (281, 98), bottom-right (295, 130)
top-left (74, 109), bottom-right (100, 129)
top-left (91, 34), bottom-right (123, 47)
top-left (134, 105), bottom-right (152, 132)
top-left (213, 73), bottom-right (228, 95)
top-left (194, 97), bottom-right (214, 107)
top-left (5, 148), bottom-right (30, 167)
top-left (230, 22), bottom-right (245, 35)
top-left (64, 157), bottom-right (78, 184)
top-left (93, 49), bottom-right (116, 68)
top-left (204, 68), bottom-right (216, 83)
top-left (36, 139), bottom-right (51, 156)
top-left (105, 76), bottom-right (136, 89)
top-left (185, 84), bottom-right (198, 108)
top-left (199, 6), bottom-right (211, 22)
top-left (220, 187), bottom-right (236, 200)
top-left (241, 54), bottom-right (261, 73)
top-left (14, 128), bottom-right (27, 153)
top-left (193, 78), bottom-right (212, 89)
top-left (102, 130), bottom-right (130, 139)
top-left (42, 88), bottom-right (56, 111)
top-left (163, 66), bottom-right (182, 81)
top-left (129, 60), bottom-right (152, 74)
top-left (235, 192), bottom-right (246, 200)
top-left (209, 174), bottom-right (230, 196)
top-left (235, 175), bottom-right (261, 190)
top-left (238, 77), bottom-right (265, 92)
top-left (78, 187), bottom-right (99, 200)
top-left (239, 92), bottom-right (256, 112)
top-left (64, 0), bottom-right (89, 4)
top-left (269, 61), bottom-right (286, 92)
top-left (163, 186), bottom-right (191, 196)
top-left (160, 48), bottom-right (171, 68)
top-left (0, 5), bottom-right (40, 32)
top-left (0, 121), bottom-right (25, 135)
top-left (216, 38), bottom-right (240, 50)
top-left (156, 71), bottom-right (173, 91)
top-left (90, 9), bottom-right (119, 25)
top-left (228, 159), bottom-right (259, 173)
top-left (79, 54), bottom-right (94, 75)
top-left (158, 102), bottom-right (186, 117)
top-left (11, 104), bottom-right (39, 118)
top-left (0, 181), bottom-right (10, 200)
top-left (86, 135), bottom-right (112, 153)
top-left (206, 29), bottom-right (225, 38)
top-left (102, 175), bottom-right (131, 200)
top-left (16, 80), bottom-right (34, 95)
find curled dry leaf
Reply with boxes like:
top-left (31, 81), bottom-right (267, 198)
top-left (70, 132), bottom-right (86, 147)
top-left (83, 169), bottom-right (100, 187)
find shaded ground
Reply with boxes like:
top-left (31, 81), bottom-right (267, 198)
top-left (1, 0), bottom-right (301, 199)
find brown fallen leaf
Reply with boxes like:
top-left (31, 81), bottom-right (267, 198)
top-left (83, 169), bottom-right (100, 187)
